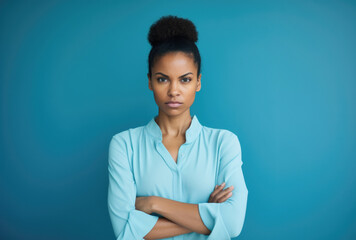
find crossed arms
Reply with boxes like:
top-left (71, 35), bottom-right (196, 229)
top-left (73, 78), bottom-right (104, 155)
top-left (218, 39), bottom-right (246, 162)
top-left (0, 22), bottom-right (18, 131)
top-left (138, 197), bottom-right (208, 239)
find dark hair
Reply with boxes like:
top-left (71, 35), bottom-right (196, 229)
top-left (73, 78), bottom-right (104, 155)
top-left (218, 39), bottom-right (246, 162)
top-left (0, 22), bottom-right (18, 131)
top-left (147, 15), bottom-right (201, 78)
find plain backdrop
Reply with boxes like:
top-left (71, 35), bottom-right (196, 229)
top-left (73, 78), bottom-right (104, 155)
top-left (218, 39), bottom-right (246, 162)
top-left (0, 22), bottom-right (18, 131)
top-left (1, 1), bottom-right (355, 239)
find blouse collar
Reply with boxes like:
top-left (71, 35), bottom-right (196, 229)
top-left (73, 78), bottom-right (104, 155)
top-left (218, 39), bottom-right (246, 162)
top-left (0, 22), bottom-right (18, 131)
top-left (145, 114), bottom-right (202, 144)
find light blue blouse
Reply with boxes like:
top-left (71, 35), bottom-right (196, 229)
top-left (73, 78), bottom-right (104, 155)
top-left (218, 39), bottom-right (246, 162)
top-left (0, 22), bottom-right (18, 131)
top-left (107, 115), bottom-right (248, 240)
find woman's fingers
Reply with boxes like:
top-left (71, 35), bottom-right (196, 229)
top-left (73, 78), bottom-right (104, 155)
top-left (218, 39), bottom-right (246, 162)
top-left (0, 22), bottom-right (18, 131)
top-left (209, 183), bottom-right (234, 203)
top-left (210, 183), bottom-right (225, 199)
top-left (215, 186), bottom-right (234, 202)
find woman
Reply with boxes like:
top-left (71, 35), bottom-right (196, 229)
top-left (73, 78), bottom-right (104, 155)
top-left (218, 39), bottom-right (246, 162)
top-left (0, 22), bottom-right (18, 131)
top-left (108, 15), bottom-right (248, 240)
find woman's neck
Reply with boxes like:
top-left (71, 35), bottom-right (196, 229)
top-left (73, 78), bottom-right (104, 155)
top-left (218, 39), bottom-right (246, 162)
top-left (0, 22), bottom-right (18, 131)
top-left (155, 110), bottom-right (192, 138)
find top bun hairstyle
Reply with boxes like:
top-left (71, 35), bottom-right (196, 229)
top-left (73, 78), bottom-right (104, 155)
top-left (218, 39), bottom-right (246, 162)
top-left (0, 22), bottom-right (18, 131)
top-left (147, 15), bottom-right (201, 78)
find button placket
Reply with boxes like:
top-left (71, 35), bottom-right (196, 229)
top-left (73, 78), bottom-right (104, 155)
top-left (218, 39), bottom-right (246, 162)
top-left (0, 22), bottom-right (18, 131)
top-left (155, 141), bottom-right (178, 171)
top-left (176, 170), bottom-right (183, 201)
top-left (177, 144), bottom-right (186, 166)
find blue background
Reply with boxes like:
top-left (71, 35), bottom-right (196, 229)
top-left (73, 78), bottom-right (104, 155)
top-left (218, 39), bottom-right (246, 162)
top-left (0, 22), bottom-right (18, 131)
top-left (1, 1), bottom-right (355, 239)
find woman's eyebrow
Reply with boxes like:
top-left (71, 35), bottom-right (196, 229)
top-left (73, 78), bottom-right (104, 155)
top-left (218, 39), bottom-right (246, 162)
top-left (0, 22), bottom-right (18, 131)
top-left (154, 72), bottom-right (169, 77)
top-left (154, 72), bottom-right (193, 78)
top-left (179, 72), bottom-right (193, 77)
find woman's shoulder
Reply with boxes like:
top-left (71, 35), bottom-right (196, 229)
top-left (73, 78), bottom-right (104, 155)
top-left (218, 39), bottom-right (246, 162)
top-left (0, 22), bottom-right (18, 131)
top-left (201, 124), bottom-right (240, 142)
top-left (201, 125), bottom-right (242, 158)
top-left (201, 124), bottom-right (241, 151)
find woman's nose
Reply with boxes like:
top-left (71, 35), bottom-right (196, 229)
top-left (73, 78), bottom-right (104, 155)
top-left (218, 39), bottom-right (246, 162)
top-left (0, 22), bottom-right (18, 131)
top-left (168, 81), bottom-right (180, 96)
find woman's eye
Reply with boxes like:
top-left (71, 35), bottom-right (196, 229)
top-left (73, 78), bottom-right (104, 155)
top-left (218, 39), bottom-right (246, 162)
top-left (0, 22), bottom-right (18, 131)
top-left (181, 78), bottom-right (191, 83)
top-left (157, 77), bottom-right (167, 82)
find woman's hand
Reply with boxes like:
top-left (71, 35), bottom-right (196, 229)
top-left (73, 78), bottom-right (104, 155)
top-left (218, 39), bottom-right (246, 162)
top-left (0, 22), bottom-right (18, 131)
top-left (208, 182), bottom-right (234, 203)
top-left (135, 196), bottom-right (155, 214)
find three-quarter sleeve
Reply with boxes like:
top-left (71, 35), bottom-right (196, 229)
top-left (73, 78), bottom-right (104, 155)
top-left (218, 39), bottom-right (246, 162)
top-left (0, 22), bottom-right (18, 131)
top-left (198, 131), bottom-right (248, 239)
top-left (107, 133), bottom-right (159, 239)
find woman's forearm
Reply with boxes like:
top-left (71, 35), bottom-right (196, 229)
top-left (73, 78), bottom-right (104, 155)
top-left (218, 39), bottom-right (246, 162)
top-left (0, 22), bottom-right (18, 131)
top-left (144, 216), bottom-right (193, 240)
top-left (151, 196), bottom-right (211, 235)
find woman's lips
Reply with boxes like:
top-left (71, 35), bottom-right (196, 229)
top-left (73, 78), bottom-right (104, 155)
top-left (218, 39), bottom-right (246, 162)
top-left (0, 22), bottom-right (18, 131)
top-left (166, 102), bottom-right (182, 108)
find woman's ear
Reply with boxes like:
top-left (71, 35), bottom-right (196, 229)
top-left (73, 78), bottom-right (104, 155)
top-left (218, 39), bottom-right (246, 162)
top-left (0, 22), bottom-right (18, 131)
top-left (196, 73), bottom-right (202, 92)
top-left (148, 73), bottom-right (153, 91)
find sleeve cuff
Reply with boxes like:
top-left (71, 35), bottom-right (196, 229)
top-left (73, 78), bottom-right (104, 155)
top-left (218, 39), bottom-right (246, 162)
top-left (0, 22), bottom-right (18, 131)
top-left (198, 202), bottom-right (220, 230)
top-left (128, 209), bottom-right (159, 239)
top-left (198, 203), bottom-right (231, 239)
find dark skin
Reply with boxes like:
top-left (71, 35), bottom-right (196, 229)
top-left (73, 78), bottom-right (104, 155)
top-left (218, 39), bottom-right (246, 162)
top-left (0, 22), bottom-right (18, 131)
top-left (135, 51), bottom-right (234, 239)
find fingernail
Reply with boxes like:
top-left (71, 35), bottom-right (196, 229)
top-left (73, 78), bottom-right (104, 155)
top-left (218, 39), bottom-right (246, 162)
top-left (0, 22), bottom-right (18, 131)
top-left (221, 182), bottom-right (225, 186)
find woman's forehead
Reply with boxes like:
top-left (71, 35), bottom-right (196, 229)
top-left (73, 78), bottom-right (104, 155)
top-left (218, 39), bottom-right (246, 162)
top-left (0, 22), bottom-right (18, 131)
top-left (153, 52), bottom-right (197, 73)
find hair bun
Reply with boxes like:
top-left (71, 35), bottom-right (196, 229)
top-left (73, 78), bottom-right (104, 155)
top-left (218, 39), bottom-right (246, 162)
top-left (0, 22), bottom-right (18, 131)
top-left (148, 15), bottom-right (198, 46)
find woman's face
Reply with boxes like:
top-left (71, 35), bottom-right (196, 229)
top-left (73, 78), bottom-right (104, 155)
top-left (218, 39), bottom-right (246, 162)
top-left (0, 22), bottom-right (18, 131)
top-left (148, 51), bottom-right (201, 117)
